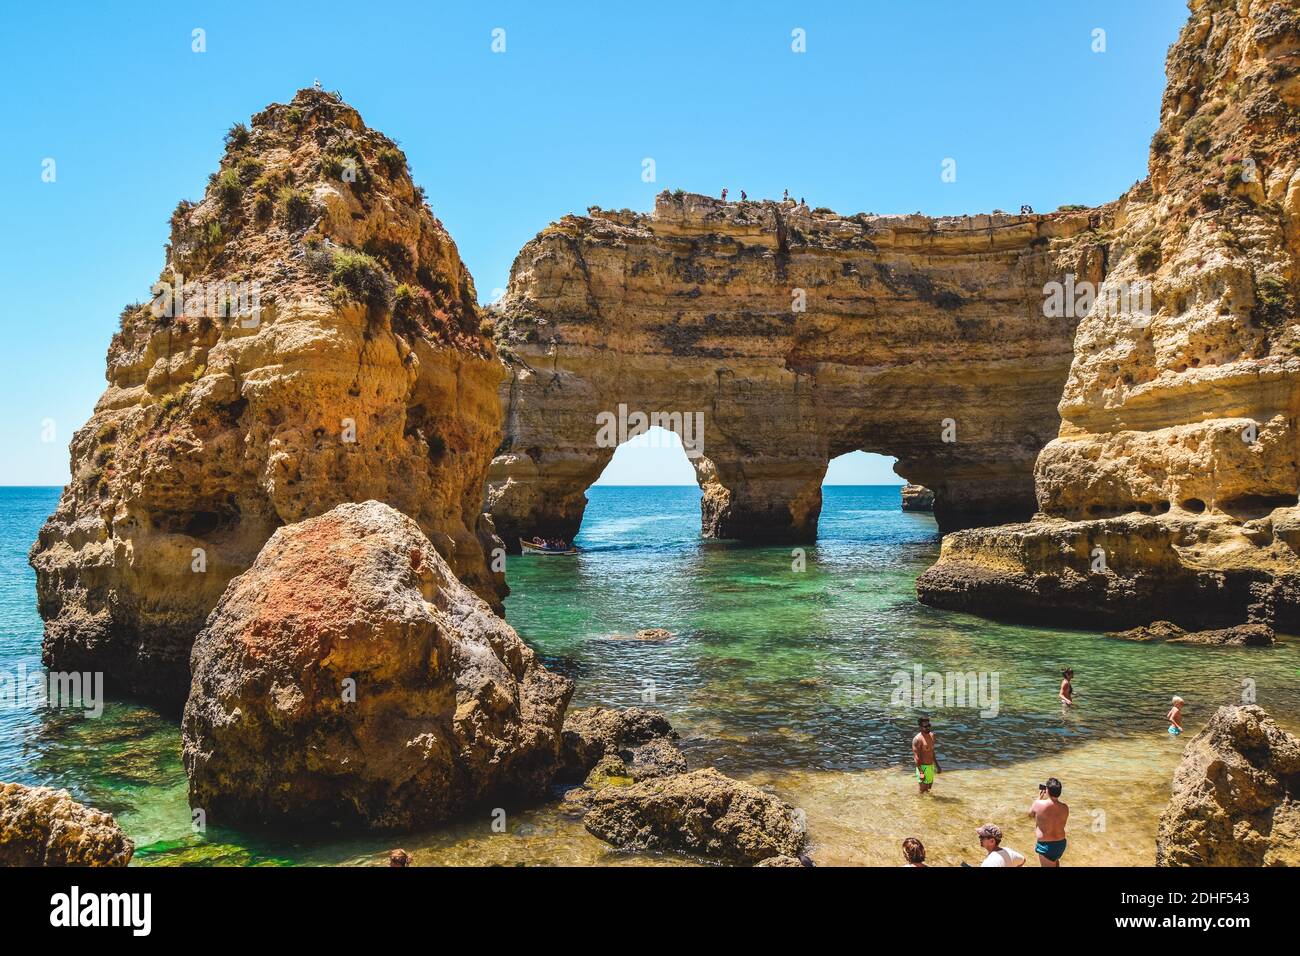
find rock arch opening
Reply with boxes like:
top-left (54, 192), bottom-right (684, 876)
top-left (486, 191), bottom-right (1107, 548)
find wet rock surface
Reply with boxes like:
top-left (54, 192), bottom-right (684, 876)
top-left (579, 768), bottom-right (809, 865)
top-left (1106, 620), bottom-right (1275, 646)
top-left (0, 783), bottom-right (134, 867)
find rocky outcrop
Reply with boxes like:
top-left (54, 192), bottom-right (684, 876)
top-left (901, 484), bottom-right (935, 512)
top-left (181, 501), bottom-right (572, 830)
top-left (1156, 705), bottom-right (1299, 866)
top-left (30, 89), bottom-right (505, 705)
top-left (0, 783), bottom-right (133, 867)
top-left (578, 768), bottom-right (809, 865)
top-left (487, 192), bottom-right (1108, 546)
top-left (557, 706), bottom-right (680, 782)
top-left (920, 0), bottom-right (1300, 630)
top-left (1107, 620), bottom-right (1274, 644)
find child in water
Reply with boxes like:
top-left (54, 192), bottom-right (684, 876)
top-left (1059, 668), bottom-right (1074, 706)
top-left (1167, 695), bottom-right (1186, 736)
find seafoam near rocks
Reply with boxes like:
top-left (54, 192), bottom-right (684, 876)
top-left (182, 501), bottom-right (572, 830)
top-left (30, 89), bottom-right (505, 704)
top-left (920, 0), bottom-right (1300, 629)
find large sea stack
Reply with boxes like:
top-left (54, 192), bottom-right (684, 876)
top-left (30, 89), bottom-right (506, 705)
top-left (918, 0), bottom-right (1300, 630)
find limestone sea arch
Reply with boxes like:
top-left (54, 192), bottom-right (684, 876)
top-left (485, 194), bottom-right (1110, 547)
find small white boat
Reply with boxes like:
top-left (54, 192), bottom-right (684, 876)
top-left (520, 538), bottom-right (578, 556)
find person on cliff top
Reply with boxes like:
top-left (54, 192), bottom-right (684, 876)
top-left (740, 190), bottom-right (747, 201)
top-left (1167, 695), bottom-right (1186, 736)
top-left (1059, 668), bottom-right (1074, 706)
top-left (976, 824), bottom-right (1025, 867)
top-left (721, 187), bottom-right (728, 201)
top-left (901, 837), bottom-right (926, 867)
top-left (1028, 778), bottom-right (1069, 866)
top-left (783, 189), bottom-right (790, 201)
top-left (912, 716), bottom-right (940, 794)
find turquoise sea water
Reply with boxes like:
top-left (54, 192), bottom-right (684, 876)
top-left (2, 485), bottom-right (1298, 865)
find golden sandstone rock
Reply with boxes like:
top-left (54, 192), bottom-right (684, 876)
top-left (487, 194), bottom-right (1108, 545)
top-left (30, 89), bottom-right (504, 704)
top-left (31, 0), bottom-right (1300, 719)
top-left (918, 0), bottom-right (1300, 629)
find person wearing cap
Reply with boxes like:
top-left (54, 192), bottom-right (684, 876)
top-left (976, 824), bottom-right (1025, 867)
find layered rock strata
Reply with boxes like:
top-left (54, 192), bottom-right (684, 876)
top-left (487, 193), bottom-right (1109, 546)
top-left (919, 0), bottom-right (1300, 629)
top-left (901, 483), bottom-right (935, 512)
top-left (30, 89), bottom-right (505, 704)
top-left (182, 501), bottom-right (572, 830)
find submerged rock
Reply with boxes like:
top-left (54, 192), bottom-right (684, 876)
top-left (557, 706), bottom-right (681, 782)
top-left (1156, 705), bottom-right (1300, 866)
top-left (182, 501), bottom-right (572, 830)
top-left (1167, 624), bottom-right (1275, 647)
top-left (1107, 621), bottom-right (1274, 646)
top-left (580, 768), bottom-right (808, 866)
top-left (754, 854), bottom-right (811, 867)
top-left (1106, 620), bottom-right (1189, 642)
top-left (0, 783), bottom-right (133, 867)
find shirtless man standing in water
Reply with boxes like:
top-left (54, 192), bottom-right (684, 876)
top-left (912, 717), bottom-right (940, 794)
top-left (1028, 777), bottom-right (1070, 866)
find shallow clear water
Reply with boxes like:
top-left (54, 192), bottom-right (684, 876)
top-left (2, 485), bottom-right (1297, 865)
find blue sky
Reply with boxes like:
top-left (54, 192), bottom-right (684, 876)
top-left (0, 0), bottom-right (1187, 486)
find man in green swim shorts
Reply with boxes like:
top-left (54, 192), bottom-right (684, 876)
top-left (1028, 777), bottom-right (1070, 866)
top-left (912, 717), bottom-right (940, 794)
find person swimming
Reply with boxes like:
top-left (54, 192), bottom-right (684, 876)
top-left (1167, 695), bottom-right (1186, 735)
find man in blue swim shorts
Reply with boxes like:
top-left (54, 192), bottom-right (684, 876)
top-left (1028, 777), bottom-right (1069, 866)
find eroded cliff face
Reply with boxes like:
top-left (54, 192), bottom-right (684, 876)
top-left (30, 89), bottom-right (505, 705)
top-left (919, 0), bottom-right (1300, 629)
top-left (487, 195), bottom-right (1108, 545)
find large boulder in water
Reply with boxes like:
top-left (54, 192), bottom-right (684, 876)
top-left (1156, 705), bottom-right (1300, 866)
top-left (0, 783), bottom-right (133, 867)
top-left (579, 768), bottom-right (808, 865)
top-left (182, 501), bottom-right (572, 829)
top-left (557, 706), bottom-right (681, 782)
